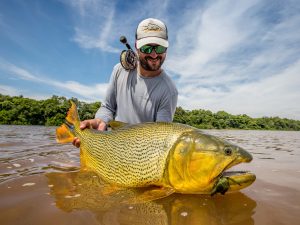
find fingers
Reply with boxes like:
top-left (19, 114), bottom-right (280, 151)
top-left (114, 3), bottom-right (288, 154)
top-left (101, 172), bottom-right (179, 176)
top-left (73, 119), bottom-right (106, 148)
top-left (80, 119), bottom-right (102, 130)
top-left (80, 120), bottom-right (91, 130)
top-left (72, 137), bottom-right (81, 148)
top-left (97, 121), bottom-right (107, 131)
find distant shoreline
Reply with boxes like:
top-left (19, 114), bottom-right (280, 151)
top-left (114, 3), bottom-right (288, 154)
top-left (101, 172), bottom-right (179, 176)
top-left (1, 94), bottom-right (300, 131)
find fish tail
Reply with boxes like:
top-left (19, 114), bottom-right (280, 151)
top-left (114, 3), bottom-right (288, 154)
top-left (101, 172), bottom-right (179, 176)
top-left (56, 101), bottom-right (80, 143)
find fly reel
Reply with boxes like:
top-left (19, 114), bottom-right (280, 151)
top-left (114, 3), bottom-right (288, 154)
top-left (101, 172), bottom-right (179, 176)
top-left (119, 36), bottom-right (137, 70)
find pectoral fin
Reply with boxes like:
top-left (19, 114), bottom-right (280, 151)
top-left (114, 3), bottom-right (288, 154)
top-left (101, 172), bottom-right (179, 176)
top-left (123, 187), bottom-right (175, 204)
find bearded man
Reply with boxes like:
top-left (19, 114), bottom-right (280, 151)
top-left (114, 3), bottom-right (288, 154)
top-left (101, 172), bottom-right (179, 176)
top-left (73, 18), bottom-right (178, 147)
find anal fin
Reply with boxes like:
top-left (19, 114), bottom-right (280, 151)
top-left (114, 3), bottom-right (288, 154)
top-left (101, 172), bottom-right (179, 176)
top-left (123, 187), bottom-right (175, 204)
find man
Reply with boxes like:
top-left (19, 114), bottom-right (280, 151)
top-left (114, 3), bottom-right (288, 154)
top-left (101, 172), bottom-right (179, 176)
top-left (73, 18), bottom-right (178, 147)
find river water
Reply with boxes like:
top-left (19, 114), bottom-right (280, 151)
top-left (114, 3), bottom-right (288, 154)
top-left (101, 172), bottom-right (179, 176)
top-left (0, 125), bottom-right (299, 225)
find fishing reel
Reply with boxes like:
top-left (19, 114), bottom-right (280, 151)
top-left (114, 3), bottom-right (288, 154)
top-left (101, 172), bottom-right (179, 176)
top-left (119, 36), bottom-right (137, 70)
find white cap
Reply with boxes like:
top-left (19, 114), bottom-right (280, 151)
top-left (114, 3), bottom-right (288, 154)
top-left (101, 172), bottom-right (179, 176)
top-left (136, 18), bottom-right (169, 49)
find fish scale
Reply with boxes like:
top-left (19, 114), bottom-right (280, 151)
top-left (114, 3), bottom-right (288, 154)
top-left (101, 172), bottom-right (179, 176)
top-left (76, 122), bottom-right (193, 187)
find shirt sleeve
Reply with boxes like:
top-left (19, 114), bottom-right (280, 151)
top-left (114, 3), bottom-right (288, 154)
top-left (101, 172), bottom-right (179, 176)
top-left (94, 65), bottom-right (120, 123)
top-left (156, 93), bottom-right (178, 122)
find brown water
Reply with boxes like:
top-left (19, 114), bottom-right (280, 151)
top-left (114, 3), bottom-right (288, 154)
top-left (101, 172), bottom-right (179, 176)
top-left (0, 125), bottom-right (299, 225)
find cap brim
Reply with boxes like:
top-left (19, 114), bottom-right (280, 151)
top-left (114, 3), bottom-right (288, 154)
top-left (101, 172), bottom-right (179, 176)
top-left (136, 37), bottom-right (169, 49)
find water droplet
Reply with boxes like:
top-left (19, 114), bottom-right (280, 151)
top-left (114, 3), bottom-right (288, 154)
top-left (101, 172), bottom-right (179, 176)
top-left (181, 212), bottom-right (188, 217)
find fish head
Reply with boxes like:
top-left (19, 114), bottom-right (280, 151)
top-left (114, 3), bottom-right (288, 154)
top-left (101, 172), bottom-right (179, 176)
top-left (166, 130), bottom-right (255, 194)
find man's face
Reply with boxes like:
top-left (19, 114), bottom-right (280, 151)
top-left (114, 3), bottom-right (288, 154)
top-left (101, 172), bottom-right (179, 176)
top-left (137, 44), bottom-right (167, 71)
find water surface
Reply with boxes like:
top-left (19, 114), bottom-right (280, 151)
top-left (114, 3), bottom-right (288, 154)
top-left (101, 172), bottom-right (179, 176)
top-left (0, 125), bottom-right (299, 225)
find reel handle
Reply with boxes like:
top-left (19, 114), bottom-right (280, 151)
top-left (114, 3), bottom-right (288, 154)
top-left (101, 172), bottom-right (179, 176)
top-left (120, 36), bottom-right (132, 50)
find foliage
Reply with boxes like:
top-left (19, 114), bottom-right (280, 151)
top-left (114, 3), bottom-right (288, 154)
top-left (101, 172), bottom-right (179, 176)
top-left (172, 107), bottom-right (300, 131)
top-left (1, 94), bottom-right (299, 130)
top-left (0, 94), bottom-right (100, 126)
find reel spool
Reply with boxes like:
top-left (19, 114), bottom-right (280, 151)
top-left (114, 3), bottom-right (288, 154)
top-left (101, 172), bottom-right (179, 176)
top-left (119, 36), bottom-right (137, 70)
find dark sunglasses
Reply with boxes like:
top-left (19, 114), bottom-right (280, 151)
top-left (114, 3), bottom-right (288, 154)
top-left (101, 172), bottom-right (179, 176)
top-left (139, 45), bottom-right (167, 54)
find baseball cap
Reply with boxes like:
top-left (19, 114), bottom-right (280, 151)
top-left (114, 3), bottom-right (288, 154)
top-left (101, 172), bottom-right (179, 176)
top-left (136, 18), bottom-right (169, 49)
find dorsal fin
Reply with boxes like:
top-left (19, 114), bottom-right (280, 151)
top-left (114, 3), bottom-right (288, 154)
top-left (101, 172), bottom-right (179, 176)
top-left (108, 121), bottom-right (128, 130)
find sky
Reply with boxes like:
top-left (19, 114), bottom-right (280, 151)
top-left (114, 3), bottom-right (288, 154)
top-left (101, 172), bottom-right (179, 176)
top-left (0, 0), bottom-right (300, 120)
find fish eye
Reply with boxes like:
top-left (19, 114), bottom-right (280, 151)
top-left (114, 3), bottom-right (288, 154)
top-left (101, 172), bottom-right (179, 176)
top-left (224, 146), bottom-right (232, 156)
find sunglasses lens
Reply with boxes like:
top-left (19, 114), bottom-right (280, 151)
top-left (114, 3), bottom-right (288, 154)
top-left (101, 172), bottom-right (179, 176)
top-left (140, 45), bottom-right (153, 54)
top-left (140, 45), bottom-right (167, 54)
top-left (155, 46), bottom-right (167, 54)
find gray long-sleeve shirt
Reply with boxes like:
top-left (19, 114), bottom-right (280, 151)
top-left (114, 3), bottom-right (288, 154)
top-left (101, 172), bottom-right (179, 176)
top-left (95, 63), bottom-right (178, 124)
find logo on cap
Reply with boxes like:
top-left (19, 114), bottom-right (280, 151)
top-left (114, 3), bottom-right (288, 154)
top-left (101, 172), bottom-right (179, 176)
top-left (142, 23), bottom-right (163, 32)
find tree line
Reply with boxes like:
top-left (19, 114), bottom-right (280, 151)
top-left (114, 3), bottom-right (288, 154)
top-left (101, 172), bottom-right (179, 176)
top-left (1, 94), bottom-right (299, 131)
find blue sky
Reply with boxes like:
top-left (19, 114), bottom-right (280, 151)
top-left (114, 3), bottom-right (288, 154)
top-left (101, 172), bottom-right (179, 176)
top-left (0, 0), bottom-right (300, 120)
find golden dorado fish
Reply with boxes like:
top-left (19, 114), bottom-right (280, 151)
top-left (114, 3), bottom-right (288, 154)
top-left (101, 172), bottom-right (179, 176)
top-left (56, 102), bottom-right (255, 201)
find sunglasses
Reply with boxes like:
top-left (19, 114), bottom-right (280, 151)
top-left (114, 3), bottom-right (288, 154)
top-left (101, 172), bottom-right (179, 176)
top-left (139, 45), bottom-right (167, 54)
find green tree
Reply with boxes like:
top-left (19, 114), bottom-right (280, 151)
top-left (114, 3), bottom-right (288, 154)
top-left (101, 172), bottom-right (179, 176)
top-left (1, 94), bottom-right (300, 130)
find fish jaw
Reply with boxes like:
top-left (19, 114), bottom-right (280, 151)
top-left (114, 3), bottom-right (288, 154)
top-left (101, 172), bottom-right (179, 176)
top-left (164, 130), bottom-right (255, 194)
top-left (225, 171), bottom-right (256, 192)
top-left (211, 171), bottom-right (256, 195)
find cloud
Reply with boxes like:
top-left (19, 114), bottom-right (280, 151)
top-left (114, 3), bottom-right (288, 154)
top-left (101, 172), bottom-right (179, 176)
top-left (64, 0), bottom-right (119, 53)
top-left (221, 59), bottom-right (300, 119)
top-left (163, 0), bottom-right (300, 119)
top-left (166, 0), bottom-right (261, 77)
top-left (0, 85), bottom-right (19, 96)
top-left (63, 0), bottom-right (174, 53)
top-left (0, 60), bottom-right (108, 102)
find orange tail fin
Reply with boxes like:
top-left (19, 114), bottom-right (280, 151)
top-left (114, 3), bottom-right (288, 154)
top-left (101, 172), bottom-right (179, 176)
top-left (56, 123), bottom-right (74, 143)
top-left (56, 101), bottom-right (80, 143)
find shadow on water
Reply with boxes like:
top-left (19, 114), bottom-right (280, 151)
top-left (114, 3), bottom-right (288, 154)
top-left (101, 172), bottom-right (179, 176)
top-left (46, 170), bottom-right (256, 225)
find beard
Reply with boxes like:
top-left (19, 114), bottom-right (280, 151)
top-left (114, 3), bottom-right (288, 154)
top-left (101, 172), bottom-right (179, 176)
top-left (139, 55), bottom-right (165, 71)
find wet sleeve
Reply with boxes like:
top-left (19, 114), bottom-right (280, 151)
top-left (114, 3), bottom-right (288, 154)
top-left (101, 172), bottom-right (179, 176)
top-left (94, 66), bottom-right (119, 123)
top-left (156, 93), bottom-right (178, 122)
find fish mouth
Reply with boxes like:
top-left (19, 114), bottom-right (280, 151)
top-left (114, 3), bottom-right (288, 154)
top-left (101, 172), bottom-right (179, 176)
top-left (223, 170), bottom-right (256, 192)
top-left (210, 170), bottom-right (256, 196)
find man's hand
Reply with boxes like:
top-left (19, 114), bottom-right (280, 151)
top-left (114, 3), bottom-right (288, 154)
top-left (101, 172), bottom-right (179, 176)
top-left (72, 119), bottom-right (107, 148)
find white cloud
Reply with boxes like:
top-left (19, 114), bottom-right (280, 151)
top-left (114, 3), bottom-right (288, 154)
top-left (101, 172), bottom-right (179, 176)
top-left (226, 60), bottom-right (300, 119)
top-left (0, 85), bottom-right (19, 96)
top-left (64, 0), bottom-right (119, 53)
top-left (178, 59), bottom-right (300, 119)
top-left (0, 60), bottom-right (108, 102)
top-left (63, 0), bottom-right (174, 53)
top-left (166, 0), bottom-right (260, 76)
top-left (163, 0), bottom-right (300, 119)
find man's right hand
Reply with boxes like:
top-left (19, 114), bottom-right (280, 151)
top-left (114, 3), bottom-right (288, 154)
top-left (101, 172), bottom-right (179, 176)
top-left (72, 119), bottom-right (107, 148)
